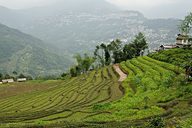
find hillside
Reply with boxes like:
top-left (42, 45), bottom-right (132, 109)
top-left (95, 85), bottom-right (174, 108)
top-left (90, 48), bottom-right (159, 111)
top-left (0, 1), bottom-right (179, 54)
top-left (149, 48), bottom-right (192, 67)
top-left (0, 51), bottom-right (191, 127)
top-left (0, 23), bottom-right (72, 77)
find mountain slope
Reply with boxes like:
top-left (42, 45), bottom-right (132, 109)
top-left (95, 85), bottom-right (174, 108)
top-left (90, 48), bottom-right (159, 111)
top-left (0, 1), bottom-right (179, 54)
top-left (0, 23), bottom-right (71, 77)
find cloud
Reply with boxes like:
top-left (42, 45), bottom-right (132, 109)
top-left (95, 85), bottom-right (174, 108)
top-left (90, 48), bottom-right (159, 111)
top-left (0, 0), bottom-right (54, 9)
top-left (0, 0), bottom-right (191, 18)
top-left (106, 0), bottom-right (176, 8)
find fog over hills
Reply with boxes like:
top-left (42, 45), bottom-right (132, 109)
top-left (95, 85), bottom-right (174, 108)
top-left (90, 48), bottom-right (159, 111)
top-left (0, 0), bottom-right (180, 75)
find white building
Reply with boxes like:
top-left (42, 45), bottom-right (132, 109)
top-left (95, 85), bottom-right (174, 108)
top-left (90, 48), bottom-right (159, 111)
top-left (2, 79), bottom-right (14, 84)
top-left (17, 78), bottom-right (27, 82)
top-left (176, 34), bottom-right (192, 47)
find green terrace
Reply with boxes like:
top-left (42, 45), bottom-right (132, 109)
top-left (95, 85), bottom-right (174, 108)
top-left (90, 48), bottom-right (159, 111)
top-left (0, 56), bottom-right (191, 127)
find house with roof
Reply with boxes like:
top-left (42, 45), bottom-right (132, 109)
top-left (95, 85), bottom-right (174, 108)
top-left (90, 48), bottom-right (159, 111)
top-left (176, 34), bottom-right (192, 47)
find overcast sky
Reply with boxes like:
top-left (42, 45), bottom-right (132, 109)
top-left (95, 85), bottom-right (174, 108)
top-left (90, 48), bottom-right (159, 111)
top-left (0, 0), bottom-right (191, 18)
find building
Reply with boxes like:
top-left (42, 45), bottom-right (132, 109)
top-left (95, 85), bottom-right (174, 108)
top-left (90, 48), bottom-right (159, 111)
top-left (176, 34), bottom-right (192, 47)
top-left (159, 45), bottom-right (179, 50)
top-left (17, 78), bottom-right (27, 82)
top-left (2, 79), bottom-right (14, 84)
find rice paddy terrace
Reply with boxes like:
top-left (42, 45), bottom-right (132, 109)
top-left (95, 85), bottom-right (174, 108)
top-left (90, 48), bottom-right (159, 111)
top-left (0, 56), bottom-right (192, 128)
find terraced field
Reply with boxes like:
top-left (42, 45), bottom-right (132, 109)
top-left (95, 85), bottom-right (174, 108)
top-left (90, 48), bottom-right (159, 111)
top-left (86, 56), bottom-right (192, 127)
top-left (0, 66), bottom-right (123, 127)
top-left (0, 56), bottom-right (192, 128)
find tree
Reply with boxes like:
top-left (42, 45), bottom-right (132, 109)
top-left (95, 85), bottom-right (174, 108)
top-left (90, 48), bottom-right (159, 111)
top-left (113, 50), bottom-right (124, 63)
top-left (18, 73), bottom-right (26, 78)
top-left (13, 71), bottom-right (18, 75)
top-left (4, 74), bottom-right (11, 79)
top-left (123, 43), bottom-right (137, 60)
top-left (82, 54), bottom-right (95, 72)
top-left (179, 12), bottom-right (192, 35)
top-left (0, 73), bottom-right (3, 80)
top-left (110, 39), bottom-right (123, 64)
top-left (131, 32), bottom-right (148, 56)
top-left (94, 45), bottom-right (105, 67)
top-left (70, 54), bottom-right (95, 77)
top-left (61, 72), bottom-right (68, 78)
top-left (70, 67), bottom-right (77, 77)
top-left (94, 39), bottom-right (123, 66)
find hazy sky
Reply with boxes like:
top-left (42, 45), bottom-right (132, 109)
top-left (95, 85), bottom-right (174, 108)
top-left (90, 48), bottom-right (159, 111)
top-left (0, 0), bottom-right (191, 18)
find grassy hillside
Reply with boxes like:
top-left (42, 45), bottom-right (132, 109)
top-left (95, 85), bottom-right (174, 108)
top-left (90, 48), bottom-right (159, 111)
top-left (0, 55), bottom-right (191, 127)
top-left (0, 23), bottom-right (72, 77)
top-left (86, 56), bottom-right (191, 127)
top-left (148, 48), bottom-right (192, 67)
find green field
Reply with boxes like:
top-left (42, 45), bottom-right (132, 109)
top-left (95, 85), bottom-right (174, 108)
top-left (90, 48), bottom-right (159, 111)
top-left (0, 55), bottom-right (192, 128)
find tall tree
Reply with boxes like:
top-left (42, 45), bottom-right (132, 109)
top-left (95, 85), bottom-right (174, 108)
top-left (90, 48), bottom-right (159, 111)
top-left (131, 32), bottom-right (148, 56)
top-left (179, 12), bottom-right (192, 35)
top-left (94, 45), bottom-right (105, 67)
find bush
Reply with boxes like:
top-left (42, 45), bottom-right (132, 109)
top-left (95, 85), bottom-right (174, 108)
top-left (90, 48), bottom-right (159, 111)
top-left (146, 117), bottom-right (165, 128)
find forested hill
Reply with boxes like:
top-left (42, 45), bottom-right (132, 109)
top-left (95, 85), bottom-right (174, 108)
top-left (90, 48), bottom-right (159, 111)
top-left (0, 23), bottom-right (72, 77)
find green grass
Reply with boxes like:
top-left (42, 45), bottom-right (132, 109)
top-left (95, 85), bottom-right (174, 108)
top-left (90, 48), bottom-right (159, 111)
top-left (0, 53), bottom-right (192, 127)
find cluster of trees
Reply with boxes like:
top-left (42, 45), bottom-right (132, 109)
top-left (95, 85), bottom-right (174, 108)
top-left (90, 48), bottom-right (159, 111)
top-left (94, 32), bottom-right (148, 66)
top-left (62, 32), bottom-right (148, 78)
top-left (179, 12), bottom-right (192, 35)
top-left (0, 72), bottom-right (32, 81)
top-left (69, 54), bottom-right (95, 77)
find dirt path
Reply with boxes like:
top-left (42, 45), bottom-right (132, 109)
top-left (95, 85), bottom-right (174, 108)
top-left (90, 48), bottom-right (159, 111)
top-left (113, 64), bottom-right (127, 82)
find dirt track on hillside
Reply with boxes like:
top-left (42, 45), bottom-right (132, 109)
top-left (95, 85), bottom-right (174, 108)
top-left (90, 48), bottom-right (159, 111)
top-left (113, 64), bottom-right (127, 82)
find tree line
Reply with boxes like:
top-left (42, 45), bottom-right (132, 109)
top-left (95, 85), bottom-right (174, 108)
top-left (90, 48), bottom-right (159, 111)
top-left (62, 32), bottom-right (148, 78)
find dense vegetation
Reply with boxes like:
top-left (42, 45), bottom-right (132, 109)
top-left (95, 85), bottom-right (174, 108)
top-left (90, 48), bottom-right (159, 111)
top-left (0, 23), bottom-right (72, 77)
top-left (148, 48), bottom-right (192, 67)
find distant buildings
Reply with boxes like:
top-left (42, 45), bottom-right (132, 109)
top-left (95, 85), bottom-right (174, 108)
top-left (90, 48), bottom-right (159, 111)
top-left (157, 34), bottom-right (192, 51)
top-left (0, 78), bottom-right (27, 84)
top-left (2, 79), bottom-right (14, 84)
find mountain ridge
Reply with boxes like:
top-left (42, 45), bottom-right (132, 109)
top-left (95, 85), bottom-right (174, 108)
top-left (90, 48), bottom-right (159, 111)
top-left (0, 23), bottom-right (72, 77)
